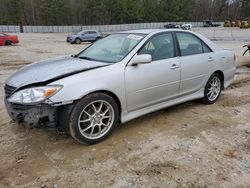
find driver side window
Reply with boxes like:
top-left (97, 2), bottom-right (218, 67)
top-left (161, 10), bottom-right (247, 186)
top-left (138, 33), bottom-right (175, 61)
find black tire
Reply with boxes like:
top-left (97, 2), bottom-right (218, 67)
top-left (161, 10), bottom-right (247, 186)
top-left (69, 93), bottom-right (119, 145)
top-left (74, 38), bottom-right (81, 44)
top-left (95, 36), bottom-right (101, 41)
top-left (5, 40), bottom-right (12, 45)
top-left (202, 73), bottom-right (223, 104)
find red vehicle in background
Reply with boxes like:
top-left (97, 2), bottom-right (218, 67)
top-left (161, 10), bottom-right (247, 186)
top-left (0, 32), bottom-right (19, 46)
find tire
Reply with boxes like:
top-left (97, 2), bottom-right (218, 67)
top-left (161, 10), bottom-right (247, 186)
top-left (74, 38), bottom-right (81, 44)
top-left (95, 36), bottom-right (101, 41)
top-left (69, 93), bottom-right (119, 145)
top-left (202, 73), bottom-right (223, 104)
top-left (5, 41), bottom-right (12, 45)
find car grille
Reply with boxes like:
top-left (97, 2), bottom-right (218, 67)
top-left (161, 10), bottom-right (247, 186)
top-left (4, 84), bottom-right (16, 98)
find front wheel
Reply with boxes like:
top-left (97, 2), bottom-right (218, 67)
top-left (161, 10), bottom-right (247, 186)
top-left (5, 41), bottom-right (12, 45)
top-left (202, 73), bottom-right (223, 104)
top-left (69, 93), bottom-right (119, 145)
top-left (74, 38), bottom-right (81, 44)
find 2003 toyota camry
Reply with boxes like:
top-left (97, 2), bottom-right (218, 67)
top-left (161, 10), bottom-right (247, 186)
top-left (4, 29), bottom-right (236, 145)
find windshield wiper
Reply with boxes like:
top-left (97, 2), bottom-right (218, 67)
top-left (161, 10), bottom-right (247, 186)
top-left (78, 56), bottom-right (95, 61)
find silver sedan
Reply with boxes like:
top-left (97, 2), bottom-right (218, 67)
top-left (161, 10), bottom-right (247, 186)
top-left (5, 29), bottom-right (236, 144)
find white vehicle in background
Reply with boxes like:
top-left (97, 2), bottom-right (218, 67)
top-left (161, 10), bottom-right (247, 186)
top-left (182, 23), bottom-right (192, 30)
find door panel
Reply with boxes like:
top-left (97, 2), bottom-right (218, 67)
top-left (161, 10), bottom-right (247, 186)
top-left (176, 32), bottom-right (212, 95)
top-left (81, 32), bottom-right (89, 41)
top-left (179, 54), bottom-right (211, 95)
top-left (125, 33), bottom-right (181, 112)
top-left (125, 58), bottom-right (180, 112)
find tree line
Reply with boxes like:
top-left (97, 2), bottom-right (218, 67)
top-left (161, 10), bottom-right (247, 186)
top-left (0, 0), bottom-right (249, 26)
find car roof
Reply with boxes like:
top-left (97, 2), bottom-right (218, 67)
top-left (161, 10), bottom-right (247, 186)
top-left (118, 29), bottom-right (191, 35)
top-left (80, 30), bottom-right (98, 32)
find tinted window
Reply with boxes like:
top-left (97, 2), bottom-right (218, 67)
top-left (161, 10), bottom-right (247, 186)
top-left (176, 33), bottom-right (203, 56)
top-left (89, 31), bottom-right (97, 34)
top-left (139, 33), bottom-right (175, 61)
top-left (202, 42), bottom-right (212, 53)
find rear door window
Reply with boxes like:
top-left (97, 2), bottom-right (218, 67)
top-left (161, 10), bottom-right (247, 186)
top-left (89, 31), bottom-right (97, 34)
top-left (202, 43), bottom-right (212, 53)
top-left (176, 33), bottom-right (203, 56)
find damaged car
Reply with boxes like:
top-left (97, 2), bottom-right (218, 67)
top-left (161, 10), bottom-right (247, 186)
top-left (5, 29), bottom-right (236, 145)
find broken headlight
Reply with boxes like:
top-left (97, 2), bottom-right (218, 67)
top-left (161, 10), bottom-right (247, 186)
top-left (8, 85), bottom-right (62, 104)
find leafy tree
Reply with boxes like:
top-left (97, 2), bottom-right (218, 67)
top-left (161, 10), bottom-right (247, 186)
top-left (0, 0), bottom-right (249, 25)
top-left (39, 0), bottom-right (71, 25)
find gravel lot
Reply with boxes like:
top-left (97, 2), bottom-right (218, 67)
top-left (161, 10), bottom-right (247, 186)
top-left (0, 28), bottom-right (250, 188)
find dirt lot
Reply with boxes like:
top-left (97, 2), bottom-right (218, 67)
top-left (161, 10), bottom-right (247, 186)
top-left (0, 28), bottom-right (250, 188)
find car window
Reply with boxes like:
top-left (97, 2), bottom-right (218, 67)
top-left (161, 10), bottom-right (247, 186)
top-left (138, 33), bottom-right (175, 61)
top-left (202, 42), bottom-right (212, 53)
top-left (0, 34), bottom-right (5, 37)
top-left (77, 33), bottom-right (145, 63)
top-left (176, 33), bottom-right (203, 56)
top-left (89, 31), bottom-right (97, 34)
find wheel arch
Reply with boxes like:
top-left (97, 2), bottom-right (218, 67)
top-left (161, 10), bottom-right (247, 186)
top-left (74, 37), bottom-right (81, 42)
top-left (79, 90), bottom-right (122, 121)
top-left (212, 70), bottom-right (224, 89)
top-left (5, 40), bottom-right (12, 45)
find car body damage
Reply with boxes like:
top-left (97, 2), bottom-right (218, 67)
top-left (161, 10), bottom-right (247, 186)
top-left (6, 56), bottom-right (108, 88)
top-left (5, 56), bottom-right (109, 131)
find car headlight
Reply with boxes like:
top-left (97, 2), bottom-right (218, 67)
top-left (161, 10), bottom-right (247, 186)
top-left (8, 85), bottom-right (62, 104)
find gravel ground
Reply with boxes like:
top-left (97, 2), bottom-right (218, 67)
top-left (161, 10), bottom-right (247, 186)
top-left (0, 28), bottom-right (250, 188)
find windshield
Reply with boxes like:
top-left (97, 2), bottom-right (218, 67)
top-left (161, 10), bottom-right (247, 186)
top-left (74, 31), bottom-right (83, 35)
top-left (77, 33), bottom-right (145, 63)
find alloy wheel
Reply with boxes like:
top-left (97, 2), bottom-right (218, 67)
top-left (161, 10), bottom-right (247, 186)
top-left (78, 100), bottom-right (114, 140)
top-left (207, 76), bottom-right (221, 101)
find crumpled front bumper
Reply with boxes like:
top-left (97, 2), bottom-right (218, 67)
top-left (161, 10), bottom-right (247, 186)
top-left (4, 98), bottom-right (58, 128)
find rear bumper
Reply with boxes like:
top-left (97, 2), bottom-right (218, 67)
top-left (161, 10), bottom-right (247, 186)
top-left (224, 67), bottom-right (236, 89)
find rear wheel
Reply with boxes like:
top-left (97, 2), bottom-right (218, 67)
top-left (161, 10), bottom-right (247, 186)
top-left (202, 73), bottom-right (222, 104)
top-left (95, 36), bottom-right (101, 41)
top-left (69, 93), bottom-right (119, 145)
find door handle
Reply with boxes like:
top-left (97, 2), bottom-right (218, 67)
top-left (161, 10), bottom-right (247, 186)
top-left (208, 57), bottom-right (214, 62)
top-left (170, 64), bottom-right (180, 70)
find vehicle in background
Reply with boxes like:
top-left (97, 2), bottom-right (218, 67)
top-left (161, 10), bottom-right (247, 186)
top-left (0, 32), bottom-right (19, 46)
top-left (5, 29), bottom-right (236, 145)
top-left (67, 30), bottom-right (103, 44)
top-left (0, 39), bottom-right (4, 46)
top-left (235, 20), bottom-right (242, 27)
top-left (224, 19), bottom-right (243, 27)
top-left (164, 23), bottom-right (179, 29)
top-left (181, 23), bottom-right (192, 30)
top-left (203, 20), bottom-right (220, 27)
top-left (224, 20), bottom-right (231, 27)
top-left (240, 20), bottom-right (249, 29)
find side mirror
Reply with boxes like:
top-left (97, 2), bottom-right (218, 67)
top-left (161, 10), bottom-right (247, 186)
top-left (131, 54), bottom-right (152, 65)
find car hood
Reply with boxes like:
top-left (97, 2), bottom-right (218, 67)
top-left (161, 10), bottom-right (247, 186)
top-left (68, 34), bottom-right (77, 38)
top-left (6, 56), bottom-right (108, 88)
